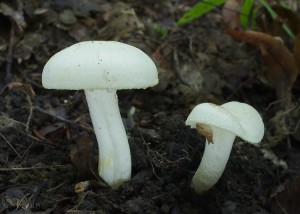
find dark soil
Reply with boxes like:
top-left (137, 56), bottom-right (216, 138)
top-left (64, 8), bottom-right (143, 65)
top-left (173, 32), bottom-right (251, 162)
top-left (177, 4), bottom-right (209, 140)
top-left (0, 0), bottom-right (300, 213)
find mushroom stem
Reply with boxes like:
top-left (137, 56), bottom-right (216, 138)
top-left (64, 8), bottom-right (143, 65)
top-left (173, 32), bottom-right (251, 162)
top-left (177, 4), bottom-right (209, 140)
top-left (191, 126), bottom-right (235, 194)
top-left (84, 89), bottom-right (131, 188)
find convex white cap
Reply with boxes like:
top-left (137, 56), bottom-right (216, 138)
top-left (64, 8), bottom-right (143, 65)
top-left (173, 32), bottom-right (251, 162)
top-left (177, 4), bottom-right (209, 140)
top-left (186, 101), bottom-right (264, 143)
top-left (42, 41), bottom-right (158, 90)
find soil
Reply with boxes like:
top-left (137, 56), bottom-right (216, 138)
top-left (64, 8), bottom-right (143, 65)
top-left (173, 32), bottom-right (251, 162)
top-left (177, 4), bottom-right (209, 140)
top-left (0, 0), bottom-right (300, 213)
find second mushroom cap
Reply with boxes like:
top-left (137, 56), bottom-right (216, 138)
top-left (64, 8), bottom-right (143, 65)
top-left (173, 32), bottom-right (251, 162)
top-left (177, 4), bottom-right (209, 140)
top-left (186, 101), bottom-right (264, 143)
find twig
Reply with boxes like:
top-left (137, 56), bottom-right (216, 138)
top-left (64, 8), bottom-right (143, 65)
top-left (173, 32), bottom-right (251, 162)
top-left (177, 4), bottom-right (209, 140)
top-left (20, 131), bottom-right (44, 142)
top-left (265, 99), bottom-right (286, 110)
top-left (1, 113), bottom-right (57, 143)
top-left (290, 117), bottom-right (300, 135)
top-left (0, 114), bottom-right (27, 127)
top-left (275, 197), bottom-right (289, 214)
top-left (224, 76), bottom-right (253, 102)
top-left (25, 95), bottom-right (34, 132)
top-left (33, 106), bottom-right (93, 131)
top-left (46, 182), bottom-right (65, 192)
top-left (5, 19), bottom-right (15, 83)
top-left (0, 164), bottom-right (70, 171)
top-left (66, 191), bottom-right (89, 212)
top-left (16, 193), bottom-right (31, 210)
top-left (0, 113), bottom-right (54, 149)
top-left (0, 133), bottom-right (21, 158)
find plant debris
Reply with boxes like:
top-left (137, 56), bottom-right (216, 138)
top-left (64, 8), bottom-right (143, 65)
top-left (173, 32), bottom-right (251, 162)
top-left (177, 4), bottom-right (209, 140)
top-left (0, 0), bottom-right (299, 213)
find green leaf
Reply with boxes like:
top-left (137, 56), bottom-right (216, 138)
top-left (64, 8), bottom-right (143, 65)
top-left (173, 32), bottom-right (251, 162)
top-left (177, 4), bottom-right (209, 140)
top-left (240, 0), bottom-right (255, 28)
top-left (177, 0), bottom-right (226, 25)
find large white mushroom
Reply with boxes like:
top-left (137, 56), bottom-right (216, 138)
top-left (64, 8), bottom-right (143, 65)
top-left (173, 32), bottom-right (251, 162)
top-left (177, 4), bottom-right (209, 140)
top-left (186, 101), bottom-right (264, 194)
top-left (42, 41), bottom-right (158, 188)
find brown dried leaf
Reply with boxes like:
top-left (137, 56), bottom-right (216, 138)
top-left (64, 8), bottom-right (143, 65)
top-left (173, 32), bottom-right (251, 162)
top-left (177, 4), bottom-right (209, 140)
top-left (14, 33), bottom-right (43, 62)
top-left (98, 2), bottom-right (144, 40)
top-left (0, 2), bottom-right (26, 32)
top-left (293, 33), bottom-right (300, 71)
top-left (7, 82), bottom-right (36, 97)
top-left (68, 17), bottom-right (96, 41)
top-left (222, 0), bottom-right (242, 29)
top-left (0, 113), bottom-right (18, 130)
top-left (271, 175), bottom-right (300, 214)
top-left (226, 30), bottom-right (299, 106)
top-left (151, 42), bottom-right (174, 92)
top-left (34, 8), bottom-right (58, 24)
top-left (4, 188), bottom-right (29, 210)
top-left (70, 135), bottom-right (99, 181)
top-left (74, 180), bottom-right (107, 193)
top-left (33, 122), bottom-right (70, 146)
top-left (257, 5), bottom-right (300, 38)
top-left (59, 9), bottom-right (77, 25)
top-left (272, 6), bottom-right (300, 36)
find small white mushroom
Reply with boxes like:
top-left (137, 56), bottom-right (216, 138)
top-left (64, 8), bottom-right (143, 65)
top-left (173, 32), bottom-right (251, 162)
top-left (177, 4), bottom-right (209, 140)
top-left (186, 101), bottom-right (264, 194)
top-left (42, 41), bottom-right (158, 188)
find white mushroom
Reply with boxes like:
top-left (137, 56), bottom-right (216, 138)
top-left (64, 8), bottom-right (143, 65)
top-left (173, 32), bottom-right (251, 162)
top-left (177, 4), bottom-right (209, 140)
top-left (185, 101), bottom-right (264, 194)
top-left (42, 41), bottom-right (158, 188)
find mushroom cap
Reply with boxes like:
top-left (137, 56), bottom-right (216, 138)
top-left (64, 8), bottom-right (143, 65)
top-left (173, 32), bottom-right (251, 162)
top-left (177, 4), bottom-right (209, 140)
top-left (42, 41), bottom-right (158, 90)
top-left (185, 101), bottom-right (264, 143)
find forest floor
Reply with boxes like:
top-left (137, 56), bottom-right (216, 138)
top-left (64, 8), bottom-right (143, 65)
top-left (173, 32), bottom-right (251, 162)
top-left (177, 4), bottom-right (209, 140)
top-left (0, 0), bottom-right (300, 213)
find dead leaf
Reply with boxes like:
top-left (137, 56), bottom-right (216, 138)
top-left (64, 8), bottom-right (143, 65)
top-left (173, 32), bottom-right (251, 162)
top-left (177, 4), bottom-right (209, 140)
top-left (49, 0), bottom-right (103, 16)
top-left (271, 175), bottom-right (300, 214)
top-left (151, 42), bottom-right (175, 92)
top-left (0, 113), bottom-right (18, 130)
top-left (14, 33), bottom-right (43, 62)
top-left (59, 9), bottom-right (77, 25)
top-left (226, 30), bottom-right (299, 106)
top-left (70, 135), bottom-right (99, 181)
top-left (34, 8), bottom-right (58, 24)
top-left (272, 6), bottom-right (300, 36)
top-left (293, 33), bottom-right (300, 71)
top-left (268, 104), bottom-right (300, 145)
top-left (257, 5), bottom-right (300, 38)
top-left (98, 2), bottom-right (144, 40)
top-left (33, 122), bottom-right (70, 146)
top-left (68, 17), bottom-right (96, 41)
top-left (74, 180), bottom-right (107, 193)
top-left (222, 0), bottom-right (242, 29)
top-left (4, 188), bottom-right (30, 210)
top-left (0, 2), bottom-right (26, 32)
top-left (6, 82), bottom-right (36, 97)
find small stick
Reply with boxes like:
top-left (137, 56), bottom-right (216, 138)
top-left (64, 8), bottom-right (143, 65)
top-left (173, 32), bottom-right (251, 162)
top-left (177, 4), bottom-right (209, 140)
top-left (5, 20), bottom-right (15, 83)
top-left (25, 95), bottom-right (33, 132)
top-left (0, 164), bottom-right (70, 171)
top-left (0, 133), bottom-right (21, 158)
top-left (33, 106), bottom-right (93, 131)
top-left (67, 191), bottom-right (89, 212)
